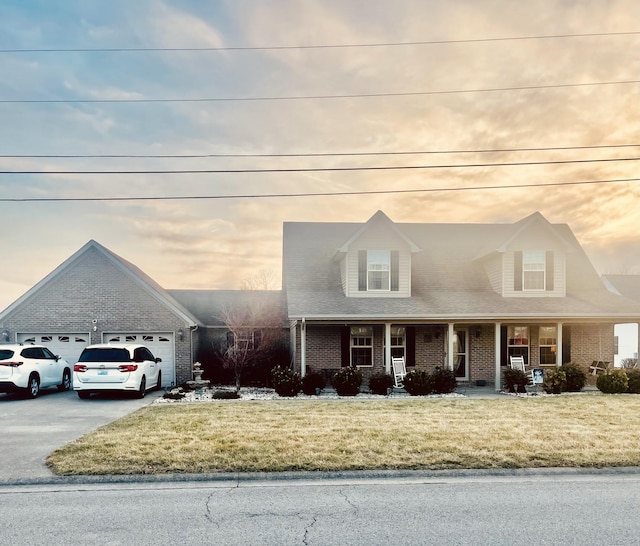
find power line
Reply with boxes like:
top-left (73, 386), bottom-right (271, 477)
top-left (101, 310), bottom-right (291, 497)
top-left (1, 31), bottom-right (638, 53)
top-left (1, 178), bottom-right (637, 203)
top-left (1, 143), bottom-right (637, 160)
top-left (1, 80), bottom-right (636, 104)
top-left (1, 157), bottom-right (637, 175)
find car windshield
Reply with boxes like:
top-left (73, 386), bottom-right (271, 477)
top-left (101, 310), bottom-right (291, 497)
top-left (79, 348), bottom-right (131, 363)
top-left (0, 349), bottom-right (15, 360)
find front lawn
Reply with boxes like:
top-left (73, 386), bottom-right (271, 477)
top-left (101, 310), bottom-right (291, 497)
top-left (47, 396), bottom-right (640, 475)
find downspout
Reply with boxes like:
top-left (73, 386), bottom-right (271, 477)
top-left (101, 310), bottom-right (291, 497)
top-left (301, 318), bottom-right (306, 377)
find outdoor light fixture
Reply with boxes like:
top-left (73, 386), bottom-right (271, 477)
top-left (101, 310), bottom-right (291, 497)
top-left (0, 329), bottom-right (9, 342)
top-left (475, 327), bottom-right (482, 338)
top-left (92, 318), bottom-right (98, 332)
top-left (177, 328), bottom-right (184, 341)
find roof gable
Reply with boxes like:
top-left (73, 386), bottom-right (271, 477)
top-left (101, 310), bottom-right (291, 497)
top-left (336, 210), bottom-right (422, 254)
top-left (0, 240), bottom-right (198, 326)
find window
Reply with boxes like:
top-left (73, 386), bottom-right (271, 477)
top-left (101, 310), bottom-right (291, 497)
top-left (453, 330), bottom-right (468, 379)
top-left (539, 326), bottom-right (557, 365)
top-left (351, 326), bottom-right (373, 366)
top-left (507, 326), bottom-right (529, 364)
top-left (523, 251), bottom-right (545, 290)
top-left (367, 251), bottom-right (390, 291)
top-left (384, 326), bottom-right (406, 365)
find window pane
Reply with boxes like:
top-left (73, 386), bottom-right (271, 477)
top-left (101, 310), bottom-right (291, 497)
top-left (367, 251), bottom-right (390, 290)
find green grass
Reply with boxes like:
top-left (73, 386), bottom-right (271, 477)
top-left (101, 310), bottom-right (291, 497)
top-left (47, 396), bottom-right (640, 475)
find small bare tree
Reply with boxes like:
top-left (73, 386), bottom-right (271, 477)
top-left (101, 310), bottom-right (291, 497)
top-left (620, 357), bottom-right (638, 369)
top-left (218, 277), bottom-right (285, 392)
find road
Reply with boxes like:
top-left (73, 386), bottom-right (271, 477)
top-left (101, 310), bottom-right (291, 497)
top-left (1, 471), bottom-right (639, 545)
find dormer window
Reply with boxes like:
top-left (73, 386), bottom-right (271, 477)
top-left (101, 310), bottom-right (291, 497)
top-left (523, 251), bottom-right (545, 290)
top-left (357, 250), bottom-right (400, 292)
top-left (368, 251), bottom-right (390, 290)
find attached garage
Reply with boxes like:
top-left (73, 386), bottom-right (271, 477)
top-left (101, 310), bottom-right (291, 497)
top-left (103, 332), bottom-right (175, 387)
top-left (17, 332), bottom-right (90, 367)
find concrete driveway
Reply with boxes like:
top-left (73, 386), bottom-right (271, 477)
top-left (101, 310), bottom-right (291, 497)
top-left (0, 387), bottom-right (161, 483)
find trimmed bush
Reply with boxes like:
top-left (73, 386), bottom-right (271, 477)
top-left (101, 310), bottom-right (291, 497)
top-left (561, 363), bottom-right (587, 392)
top-left (626, 369), bottom-right (640, 394)
top-left (301, 372), bottom-right (326, 395)
top-left (368, 373), bottom-right (394, 395)
top-left (503, 368), bottom-right (529, 393)
top-left (543, 369), bottom-right (567, 394)
top-left (212, 390), bottom-right (241, 399)
top-left (432, 367), bottom-right (457, 394)
top-left (332, 367), bottom-right (362, 396)
top-left (271, 366), bottom-right (301, 397)
top-left (597, 370), bottom-right (629, 394)
top-left (403, 370), bottom-right (434, 396)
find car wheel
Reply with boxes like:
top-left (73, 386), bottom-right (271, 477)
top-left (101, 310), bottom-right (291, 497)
top-left (58, 369), bottom-right (71, 391)
top-left (156, 371), bottom-right (162, 391)
top-left (137, 376), bottom-right (146, 399)
top-left (77, 391), bottom-right (91, 399)
top-left (25, 374), bottom-right (40, 398)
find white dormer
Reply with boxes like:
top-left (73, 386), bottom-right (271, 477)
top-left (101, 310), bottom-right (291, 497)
top-left (334, 211), bottom-right (421, 298)
top-left (477, 212), bottom-right (577, 298)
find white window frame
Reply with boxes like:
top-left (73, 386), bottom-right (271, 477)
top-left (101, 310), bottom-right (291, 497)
top-left (539, 326), bottom-right (558, 365)
top-left (351, 326), bottom-right (373, 367)
top-left (507, 326), bottom-right (530, 364)
top-left (367, 251), bottom-right (391, 291)
top-left (384, 326), bottom-right (406, 365)
top-left (523, 251), bottom-right (546, 291)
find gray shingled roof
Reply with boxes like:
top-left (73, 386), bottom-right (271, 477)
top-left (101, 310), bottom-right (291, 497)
top-left (283, 217), bottom-right (640, 321)
top-left (167, 289), bottom-right (287, 327)
top-left (602, 275), bottom-right (640, 303)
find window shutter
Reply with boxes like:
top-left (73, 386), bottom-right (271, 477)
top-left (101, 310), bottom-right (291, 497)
top-left (546, 251), bottom-right (554, 291)
top-left (562, 325), bottom-right (571, 364)
top-left (514, 251), bottom-right (523, 291)
top-left (406, 326), bottom-right (416, 366)
top-left (500, 326), bottom-right (508, 367)
top-left (390, 250), bottom-right (400, 291)
top-left (341, 326), bottom-right (351, 367)
top-left (358, 250), bottom-right (367, 291)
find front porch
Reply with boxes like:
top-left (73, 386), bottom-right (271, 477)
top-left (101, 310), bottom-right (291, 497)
top-left (291, 321), bottom-right (615, 391)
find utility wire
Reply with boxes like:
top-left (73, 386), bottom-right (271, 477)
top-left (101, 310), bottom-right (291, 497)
top-left (1, 143), bottom-right (637, 159)
top-left (1, 157), bottom-right (637, 175)
top-left (1, 178), bottom-right (637, 203)
top-left (1, 80), bottom-right (636, 104)
top-left (1, 31), bottom-right (638, 53)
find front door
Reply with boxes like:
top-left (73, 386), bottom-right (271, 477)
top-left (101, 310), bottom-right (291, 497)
top-left (445, 329), bottom-right (469, 381)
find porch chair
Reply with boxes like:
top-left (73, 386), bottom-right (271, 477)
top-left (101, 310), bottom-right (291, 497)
top-left (509, 355), bottom-right (526, 372)
top-left (391, 356), bottom-right (407, 388)
top-left (509, 355), bottom-right (543, 390)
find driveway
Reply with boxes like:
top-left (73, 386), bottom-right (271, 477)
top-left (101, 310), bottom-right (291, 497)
top-left (0, 388), bottom-right (161, 482)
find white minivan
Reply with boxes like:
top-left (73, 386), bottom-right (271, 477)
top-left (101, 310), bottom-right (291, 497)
top-left (73, 343), bottom-right (162, 399)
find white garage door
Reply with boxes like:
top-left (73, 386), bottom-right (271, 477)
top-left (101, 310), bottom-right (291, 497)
top-left (102, 332), bottom-right (175, 387)
top-left (17, 333), bottom-right (90, 366)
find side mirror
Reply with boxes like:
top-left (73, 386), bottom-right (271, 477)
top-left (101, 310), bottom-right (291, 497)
top-left (155, 357), bottom-right (162, 363)
top-left (55, 355), bottom-right (61, 361)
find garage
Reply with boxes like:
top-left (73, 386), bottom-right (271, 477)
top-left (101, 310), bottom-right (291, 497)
top-left (103, 332), bottom-right (175, 387)
top-left (17, 333), bottom-right (90, 367)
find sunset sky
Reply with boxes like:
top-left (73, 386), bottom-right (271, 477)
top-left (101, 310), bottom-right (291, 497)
top-left (0, 0), bottom-right (638, 314)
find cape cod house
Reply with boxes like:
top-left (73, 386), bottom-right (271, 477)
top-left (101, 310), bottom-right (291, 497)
top-left (1, 211), bottom-right (639, 389)
top-left (283, 211), bottom-right (640, 390)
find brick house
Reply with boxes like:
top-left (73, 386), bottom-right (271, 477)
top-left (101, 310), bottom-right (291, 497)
top-left (283, 211), bottom-right (640, 390)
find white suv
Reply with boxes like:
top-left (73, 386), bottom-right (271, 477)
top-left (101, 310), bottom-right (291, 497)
top-left (73, 344), bottom-right (162, 399)
top-left (0, 344), bottom-right (72, 398)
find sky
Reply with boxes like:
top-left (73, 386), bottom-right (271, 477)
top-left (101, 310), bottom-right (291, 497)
top-left (0, 0), bottom-right (639, 317)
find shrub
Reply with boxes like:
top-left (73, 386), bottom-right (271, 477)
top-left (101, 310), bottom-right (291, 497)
top-left (163, 389), bottom-right (186, 400)
top-left (626, 369), bottom-right (640, 394)
top-left (403, 370), bottom-right (434, 396)
top-left (212, 390), bottom-right (241, 399)
top-left (332, 367), bottom-right (362, 396)
top-left (503, 368), bottom-right (529, 393)
top-left (301, 372), bottom-right (326, 395)
top-left (432, 367), bottom-right (457, 394)
top-left (542, 369), bottom-right (567, 394)
top-left (270, 366), bottom-right (301, 397)
top-left (561, 363), bottom-right (587, 392)
top-left (368, 373), bottom-right (394, 395)
top-left (597, 370), bottom-right (629, 394)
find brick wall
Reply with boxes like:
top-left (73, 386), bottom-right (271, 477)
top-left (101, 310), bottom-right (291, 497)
top-left (0, 247), bottom-right (194, 385)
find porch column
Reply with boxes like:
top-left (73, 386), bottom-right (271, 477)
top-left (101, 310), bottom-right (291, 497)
top-left (637, 323), bottom-right (640, 363)
top-left (556, 322), bottom-right (563, 367)
top-left (300, 318), bottom-right (306, 377)
top-left (385, 323), bottom-right (392, 374)
top-left (495, 322), bottom-right (502, 391)
top-left (447, 322), bottom-right (455, 371)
